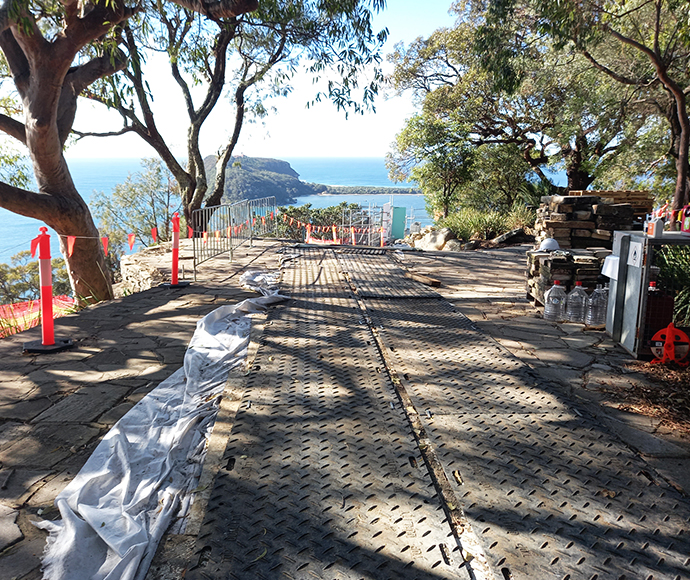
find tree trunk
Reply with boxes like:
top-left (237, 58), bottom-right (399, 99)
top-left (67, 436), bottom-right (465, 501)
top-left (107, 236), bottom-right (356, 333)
top-left (0, 26), bottom-right (114, 303)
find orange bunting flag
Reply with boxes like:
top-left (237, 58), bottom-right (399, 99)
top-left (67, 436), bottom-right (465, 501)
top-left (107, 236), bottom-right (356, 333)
top-left (227, 226), bottom-right (232, 238)
top-left (188, 225), bottom-right (193, 238)
top-left (151, 227), bottom-right (158, 243)
top-left (252, 217), bottom-right (256, 226)
top-left (270, 211), bottom-right (274, 220)
top-left (261, 216), bottom-right (266, 225)
top-left (30, 236), bottom-right (40, 258)
top-left (203, 231), bottom-right (208, 244)
top-left (246, 219), bottom-right (250, 225)
top-left (128, 233), bottom-right (135, 251)
top-left (215, 230), bottom-right (220, 239)
top-left (67, 236), bottom-right (76, 257)
top-left (283, 214), bottom-right (287, 222)
top-left (290, 218), bottom-right (294, 226)
top-left (101, 236), bottom-right (109, 255)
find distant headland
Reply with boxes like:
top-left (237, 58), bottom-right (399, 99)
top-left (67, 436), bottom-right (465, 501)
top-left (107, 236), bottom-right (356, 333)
top-left (204, 155), bottom-right (420, 206)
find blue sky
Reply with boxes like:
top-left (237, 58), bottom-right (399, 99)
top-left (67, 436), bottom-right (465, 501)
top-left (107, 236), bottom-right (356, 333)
top-left (66, 1), bottom-right (458, 159)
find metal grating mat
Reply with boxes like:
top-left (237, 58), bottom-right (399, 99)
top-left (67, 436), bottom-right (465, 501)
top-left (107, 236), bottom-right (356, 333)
top-left (336, 248), bottom-right (387, 255)
top-left (185, 248), bottom-right (470, 580)
top-left (365, 297), bottom-right (690, 580)
top-left (337, 252), bottom-right (439, 299)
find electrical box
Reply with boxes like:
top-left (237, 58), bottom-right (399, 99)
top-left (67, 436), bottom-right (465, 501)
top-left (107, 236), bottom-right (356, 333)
top-left (605, 231), bottom-right (690, 358)
top-left (391, 207), bottom-right (406, 240)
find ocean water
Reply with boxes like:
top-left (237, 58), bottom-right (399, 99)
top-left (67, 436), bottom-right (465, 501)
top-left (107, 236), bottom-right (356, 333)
top-left (0, 157), bottom-right (425, 263)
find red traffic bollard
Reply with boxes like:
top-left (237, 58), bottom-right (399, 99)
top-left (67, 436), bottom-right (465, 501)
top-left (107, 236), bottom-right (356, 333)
top-left (161, 212), bottom-right (190, 289)
top-left (23, 227), bottom-right (73, 354)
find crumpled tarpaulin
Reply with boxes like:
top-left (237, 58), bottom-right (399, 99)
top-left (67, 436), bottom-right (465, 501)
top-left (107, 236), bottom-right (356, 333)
top-left (36, 283), bottom-right (286, 580)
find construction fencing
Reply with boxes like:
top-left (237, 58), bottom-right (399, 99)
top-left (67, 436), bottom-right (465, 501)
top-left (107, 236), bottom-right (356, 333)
top-left (191, 197), bottom-right (277, 279)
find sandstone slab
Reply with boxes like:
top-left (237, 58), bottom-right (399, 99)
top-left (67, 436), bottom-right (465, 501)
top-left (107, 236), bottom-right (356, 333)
top-left (31, 385), bottom-right (129, 424)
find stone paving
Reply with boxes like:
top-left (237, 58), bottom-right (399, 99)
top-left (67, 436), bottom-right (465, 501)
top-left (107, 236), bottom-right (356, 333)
top-left (0, 239), bottom-right (283, 580)
top-left (0, 239), bottom-right (688, 580)
top-left (400, 245), bottom-right (690, 495)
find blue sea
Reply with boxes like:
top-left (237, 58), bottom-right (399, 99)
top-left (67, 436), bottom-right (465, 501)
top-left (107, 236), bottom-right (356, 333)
top-left (0, 157), bottom-right (426, 263)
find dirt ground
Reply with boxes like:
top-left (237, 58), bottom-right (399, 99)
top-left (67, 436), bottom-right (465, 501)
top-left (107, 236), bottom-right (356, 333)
top-left (614, 361), bottom-right (690, 435)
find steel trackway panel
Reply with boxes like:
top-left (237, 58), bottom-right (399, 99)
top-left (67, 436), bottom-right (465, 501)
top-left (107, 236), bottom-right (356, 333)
top-left (357, 280), bottom-right (690, 578)
top-left (185, 248), bottom-right (470, 580)
top-left (337, 250), bottom-right (438, 299)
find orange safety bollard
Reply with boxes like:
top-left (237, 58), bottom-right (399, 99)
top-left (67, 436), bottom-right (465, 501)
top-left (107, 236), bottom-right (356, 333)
top-left (172, 213), bottom-right (180, 285)
top-left (23, 227), bottom-right (73, 354)
top-left (163, 212), bottom-right (190, 289)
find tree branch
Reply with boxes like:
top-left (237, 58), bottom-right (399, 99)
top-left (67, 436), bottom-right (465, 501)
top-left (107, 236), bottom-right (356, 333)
top-left (581, 49), bottom-right (646, 85)
top-left (57, 50), bottom-right (128, 145)
top-left (168, 0), bottom-right (257, 20)
top-left (0, 180), bottom-right (60, 218)
top-left (0, 29), bottom-right (30, 94)
top-left (0, 113), bottom-right (26, 144)
top-left (72, 126), bottom-right (136, 139)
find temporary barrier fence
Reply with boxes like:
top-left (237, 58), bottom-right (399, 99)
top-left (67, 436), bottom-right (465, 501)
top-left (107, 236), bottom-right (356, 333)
top-left (191, 197), bottom-right (277, 279)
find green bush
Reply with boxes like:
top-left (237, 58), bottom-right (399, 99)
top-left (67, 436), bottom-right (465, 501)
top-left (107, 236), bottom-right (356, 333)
top-left (441, 208), bottom-right (509, 240)
top-left (506, 203), bottom-right (537, 232)
top-left (656, 246), bottom-right (690, 327)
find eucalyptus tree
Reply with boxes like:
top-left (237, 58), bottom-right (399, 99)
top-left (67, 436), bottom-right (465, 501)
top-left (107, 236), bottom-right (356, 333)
top-left (478, 0), bottom-right (690, 221)
top-left (388, 14), bottom-right (646, 200)
top-left (0, 0), bottom-right (257, 303)
top-left (387, 112), bottom-right (475, 218)
top-left (79, 0), bottom-right (388, 225)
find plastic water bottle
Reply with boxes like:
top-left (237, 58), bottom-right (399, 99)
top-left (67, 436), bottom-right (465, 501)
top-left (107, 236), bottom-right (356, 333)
top-left (544, 280), bottom-right (567, 322)
top-left (585, 284), bottom-right (607, 327)
top-left (566, 281), bottom-right (588, 323)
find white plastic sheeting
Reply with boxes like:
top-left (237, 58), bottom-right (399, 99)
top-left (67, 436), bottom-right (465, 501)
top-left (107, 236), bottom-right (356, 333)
top-left (36, 283), bottom-right (286, 580)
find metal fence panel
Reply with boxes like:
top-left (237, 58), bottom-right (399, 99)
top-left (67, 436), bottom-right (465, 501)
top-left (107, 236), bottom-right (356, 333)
top-left (192, 197), bottom-right (276, 278)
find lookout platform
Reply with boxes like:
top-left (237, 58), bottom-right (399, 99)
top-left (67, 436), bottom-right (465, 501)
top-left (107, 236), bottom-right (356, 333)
top-left (0, 240), bottom-right (688, 580)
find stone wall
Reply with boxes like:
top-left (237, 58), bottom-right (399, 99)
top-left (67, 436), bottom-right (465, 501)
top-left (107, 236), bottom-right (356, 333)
top-left (117, 245), bottom-right (171, 296)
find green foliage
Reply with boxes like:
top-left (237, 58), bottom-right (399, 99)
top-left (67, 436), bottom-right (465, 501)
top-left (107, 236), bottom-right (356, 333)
top-left (0, 139), bottom-right (32, 189)
top-left (0, 250), bottom-right (71, 303)
top-left (440, 201), bottom-right (535, 241)
top-left (91, 159), bottom-right (182, 278)
top-left (656, 246), bottom-right (690, 327)
top-left (88, 0), bottom-right (389, 221)
top-left (387, 112), bottom-right (474, 219)
top-left (458, 143), bottom-right (537, 211)
top-left (389, 1), bottom-right (666, 206)
top-left (474, 0), bottom-right (690, 209)
top-left (440, 208), bottom-right (508, 241)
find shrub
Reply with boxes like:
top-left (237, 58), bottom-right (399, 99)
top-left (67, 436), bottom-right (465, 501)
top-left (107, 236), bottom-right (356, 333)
top-left (441, 208), bottom-right (509, 241)
top-left (656, 246), bottom-right (690, 327)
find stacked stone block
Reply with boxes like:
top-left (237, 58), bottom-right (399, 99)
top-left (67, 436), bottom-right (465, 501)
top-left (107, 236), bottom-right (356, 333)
top-left (535, 194), bottom-right (636, 249)
top-left (526, 248), bottom-right (612, 305)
